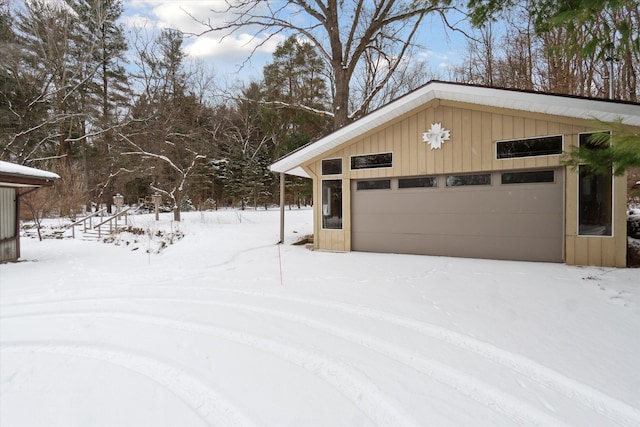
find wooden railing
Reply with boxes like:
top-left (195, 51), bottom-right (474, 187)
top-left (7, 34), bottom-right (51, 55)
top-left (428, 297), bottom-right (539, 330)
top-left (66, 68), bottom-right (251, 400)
top-left (68, 208), bottom-right (108, 238)
top-left (93, 207), bottom-right (133, 238)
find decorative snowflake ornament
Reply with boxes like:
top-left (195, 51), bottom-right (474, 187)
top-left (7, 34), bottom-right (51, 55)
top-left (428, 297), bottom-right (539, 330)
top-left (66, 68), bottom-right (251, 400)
top-left (422, 123), bottom-right (451, 150)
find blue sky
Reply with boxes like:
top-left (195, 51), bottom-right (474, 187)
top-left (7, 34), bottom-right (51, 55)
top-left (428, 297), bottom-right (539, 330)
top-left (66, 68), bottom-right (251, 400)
top-left (120, 0), bottom-right (471, 83)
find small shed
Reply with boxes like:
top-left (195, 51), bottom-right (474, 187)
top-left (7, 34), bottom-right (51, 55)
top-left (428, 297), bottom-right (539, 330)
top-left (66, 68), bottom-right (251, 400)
top-left (0, 161), bottom-right (60, 262)
top-left (271, 81), bottom-right (640, 267)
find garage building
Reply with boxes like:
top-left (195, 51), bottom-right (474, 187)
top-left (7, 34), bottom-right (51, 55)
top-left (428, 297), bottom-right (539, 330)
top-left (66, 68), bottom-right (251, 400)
top-left (271, 81), bottom-right (640, 267)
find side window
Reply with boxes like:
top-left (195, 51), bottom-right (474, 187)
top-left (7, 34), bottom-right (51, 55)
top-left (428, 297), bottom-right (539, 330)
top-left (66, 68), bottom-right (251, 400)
top-left (446, 174), bottom-right (491, 187)
top-left (578, 132), bottom-right (612, 236)
top-left (501, 170), bottom-right (555, 184)
top-left (496, 135), bottom-right (563, 159)
top-left (398, 177), bottom-right (437, 188)
top-left (322, 180), bottom-right (342, 229)
top-left (356, 180), bottom-right (391, 190)
top-left (322, 158), bottom-right (342, 175)
top-left (350, 153), bottom-right (393, 170)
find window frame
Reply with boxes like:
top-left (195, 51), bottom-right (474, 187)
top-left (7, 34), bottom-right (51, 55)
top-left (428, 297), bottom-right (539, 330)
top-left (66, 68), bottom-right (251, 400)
top-left (398, 176), bottom-right (438, 189)
top-left (577, 131), bottom-right (614, 238)
top-left (321, 158), bottom-right (343, 176)
top-left (445, 173), bottom-right (492, 187)
top-left (501, 170), bottom-right (555, 185)
top-left (321, 179), bottom-right (343, 230)
top-left (350, 152), bottom-right (393, 170)
top-left (356, 179), bottom-right (392, 191)
top-left (495, 134), bottom-right (564, 160)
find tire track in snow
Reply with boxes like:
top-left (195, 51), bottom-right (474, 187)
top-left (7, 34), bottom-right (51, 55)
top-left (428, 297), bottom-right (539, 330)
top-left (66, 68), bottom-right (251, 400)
top-left (183, 287), bottom-right (640, 427)
top-left (6, 289), bottom-right (639, 426)
top-left (143, 298), bottom-right (569, 427)
top-left (0, 341), bottom-right (256, 427)
top-left (3, 303), bottom-right (566, 426)
top-left (1, 311), bottom-right (419, 427)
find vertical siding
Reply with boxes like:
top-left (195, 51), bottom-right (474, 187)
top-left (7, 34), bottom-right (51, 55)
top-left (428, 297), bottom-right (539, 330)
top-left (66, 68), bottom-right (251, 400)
top-left (443, 106), bottom-right (454, 172)
top-left (564, 164), bottom-right (578, 265)
top-left (471, 110), bottom-right (482, 171)
top-left (602, 236), bottom-right (617, 267)
top-left (342, 177), bottom-right (352, 251)
top-left (452, 108), bottom-right (464, 171)
top-left (461, 109), bottom-right (473, 171)
top-left (481, 112), bottom-right (493, 171)
top-left (416, 111), bottom-right (424, 175)
top-left (401, 117), bottom-right (410, 176)
top-left (306, 101), bottom-right (630, 266)
top-left (0, 187), bottom-right (17, 262)
top-left (490, 113), bottom-right (503, 170)
top-left (614, 173), bottom-right (628, 267)
top-left (408, 114), bottom-right (419, 174)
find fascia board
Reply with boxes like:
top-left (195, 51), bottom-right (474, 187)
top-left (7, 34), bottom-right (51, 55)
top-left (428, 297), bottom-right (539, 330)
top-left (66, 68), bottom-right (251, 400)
top-left (458, 88), bottom-right (640, 125)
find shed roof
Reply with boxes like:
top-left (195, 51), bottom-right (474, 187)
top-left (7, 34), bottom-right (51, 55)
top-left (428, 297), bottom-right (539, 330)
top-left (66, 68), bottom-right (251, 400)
top-left (270, 81), bottom-right (640, 178)
top-left (0, 160), bottom-right (61, 187)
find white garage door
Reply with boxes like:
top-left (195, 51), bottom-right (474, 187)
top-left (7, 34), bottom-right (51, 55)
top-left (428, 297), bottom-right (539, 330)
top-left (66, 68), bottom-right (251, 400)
top-left (351, 169), bottom-right (564, 262)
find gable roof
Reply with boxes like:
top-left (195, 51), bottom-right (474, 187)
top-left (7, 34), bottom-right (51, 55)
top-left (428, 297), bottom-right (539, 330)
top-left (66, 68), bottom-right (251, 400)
top-left (270, 81), bottom-right (640, 178)
top-left (0, 160), bottom-right (60, 187)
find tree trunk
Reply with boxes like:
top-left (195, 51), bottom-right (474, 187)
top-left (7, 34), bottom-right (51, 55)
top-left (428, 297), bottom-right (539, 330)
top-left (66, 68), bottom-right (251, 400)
top-left (332, 68), bottom-right (350, 129)
top-left (325, 1), bottom-right (350, 130)
top-left (173, 191), bottom-right (181, 221)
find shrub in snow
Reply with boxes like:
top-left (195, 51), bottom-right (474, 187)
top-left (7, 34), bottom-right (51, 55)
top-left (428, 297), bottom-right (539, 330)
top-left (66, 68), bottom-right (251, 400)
top-left (628, 208), bottom-right (640, 239)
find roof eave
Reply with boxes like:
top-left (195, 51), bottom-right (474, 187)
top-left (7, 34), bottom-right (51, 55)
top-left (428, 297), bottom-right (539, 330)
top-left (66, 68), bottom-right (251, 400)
top-left (0, 174), bottom-right (58, 187)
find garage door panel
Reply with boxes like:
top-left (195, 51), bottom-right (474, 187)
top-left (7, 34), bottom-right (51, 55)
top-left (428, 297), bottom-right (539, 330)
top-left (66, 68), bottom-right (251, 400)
top-left (355, 211), bottom-right (562, 237)
top-left (354, 232), bottom-right (561, 262)
top-left (352, 169), bottom-right (564, 262)
top-left (364, 189), bottom-right (562, 215)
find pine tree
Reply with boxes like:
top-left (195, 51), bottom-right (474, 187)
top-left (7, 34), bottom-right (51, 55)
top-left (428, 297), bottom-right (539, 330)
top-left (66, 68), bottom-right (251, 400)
top-left (63, 0), bottom-right (130, 209)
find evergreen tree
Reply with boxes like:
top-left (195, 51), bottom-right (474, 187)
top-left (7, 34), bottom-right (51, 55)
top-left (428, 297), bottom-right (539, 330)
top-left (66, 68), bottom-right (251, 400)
top-left (63, 0), bottom-right (130, 209)
top-left (2, 2), bottom-right (71, 166)
top-left (564, 119), bottom-right (640, 176)
top-left (262, 36), bottom-right (332, 158)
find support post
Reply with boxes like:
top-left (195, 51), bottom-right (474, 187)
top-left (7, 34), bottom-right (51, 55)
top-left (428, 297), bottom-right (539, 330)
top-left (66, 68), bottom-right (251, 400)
top-left (152, 193), bottom-right (162, 221)
top-left (15, 188), bottom-right (20, 260)
top-left (279, 172), bottom-right (285, 244)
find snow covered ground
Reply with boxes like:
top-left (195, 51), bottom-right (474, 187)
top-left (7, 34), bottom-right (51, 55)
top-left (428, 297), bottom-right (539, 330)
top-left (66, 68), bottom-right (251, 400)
top-left (1, 208), bottom-right (639, 427)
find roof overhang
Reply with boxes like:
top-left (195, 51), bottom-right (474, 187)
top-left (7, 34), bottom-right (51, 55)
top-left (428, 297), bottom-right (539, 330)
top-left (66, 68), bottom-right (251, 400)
top-left (0, 160), bottom-right (60, 188)
top-left (270, 81), bottom-right (640, 177)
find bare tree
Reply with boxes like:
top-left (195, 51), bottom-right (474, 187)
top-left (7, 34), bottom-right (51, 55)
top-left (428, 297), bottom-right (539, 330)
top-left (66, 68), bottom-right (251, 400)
top-left (452, 22), bottom-right (498, 86)
top-left (193, 0), bottom-right (458, 129)
top-left (20, 186), bottom-right (57, 241)
top-left (455, 0), bottom-right (639, 101)
top-left (466, 0), bottom-right (639, 101)
top-left (119, 132), bottom-right (205, 221)
top-left (123, 29), bottom-right (215, 221)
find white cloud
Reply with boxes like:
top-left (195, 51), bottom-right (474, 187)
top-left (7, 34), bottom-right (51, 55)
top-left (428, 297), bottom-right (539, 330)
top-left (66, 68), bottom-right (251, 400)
top-left (124, 0), bottom-right (261, 34)
top-left (121, 13), bottom-right (154, 29)
top-left (123, 0), bottom-right (283, 62)
top-left (151, 1), bottom-right (221, 33)
top-left (184, 33), bottom-right (286, 61)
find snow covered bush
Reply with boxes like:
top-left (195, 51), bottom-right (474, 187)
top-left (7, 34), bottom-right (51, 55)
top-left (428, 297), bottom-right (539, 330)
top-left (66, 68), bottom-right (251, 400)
top-left (628, 208), bottom-right (640, 239)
